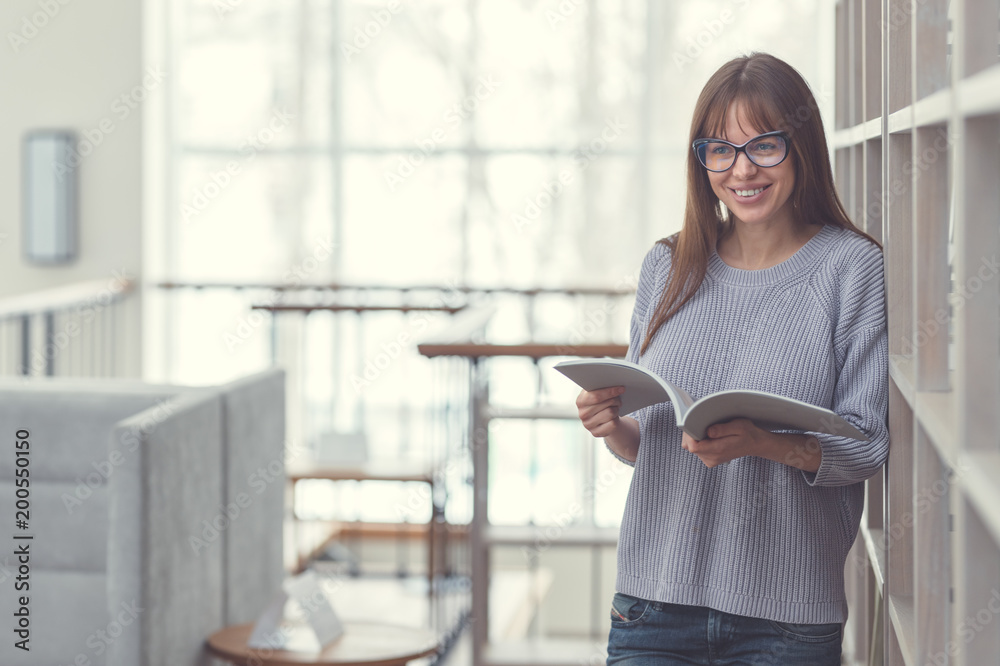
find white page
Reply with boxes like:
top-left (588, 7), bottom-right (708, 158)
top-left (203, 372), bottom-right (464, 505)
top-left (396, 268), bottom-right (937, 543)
top-left (553, 359), bottom-right (672, 416)
top-left (683, 390), bottom-right (869, 441)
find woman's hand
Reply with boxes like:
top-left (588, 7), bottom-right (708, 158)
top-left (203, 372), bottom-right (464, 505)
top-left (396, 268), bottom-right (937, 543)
top-left (575, 386), bottom-right (625, 438)
top-left (681, 418), bottom-right (769, 468)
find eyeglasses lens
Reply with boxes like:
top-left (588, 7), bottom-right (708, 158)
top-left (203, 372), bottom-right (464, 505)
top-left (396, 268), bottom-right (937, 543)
top-left (697, 135), bottom-right (787, 171)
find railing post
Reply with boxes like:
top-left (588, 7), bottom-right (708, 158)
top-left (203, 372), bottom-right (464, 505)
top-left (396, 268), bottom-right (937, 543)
top-left (20, 315), bottom-right (30, 376)
top-left (469, 356), bottom-right (489, 666)
top-left (43, 312), bottom-right (55, 376)
top-left (269, 309), bottom-right (278, 367)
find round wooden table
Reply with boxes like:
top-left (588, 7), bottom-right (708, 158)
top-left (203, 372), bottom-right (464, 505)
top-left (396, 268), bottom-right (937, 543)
top-left (206, 622), bottom-right (439, 666)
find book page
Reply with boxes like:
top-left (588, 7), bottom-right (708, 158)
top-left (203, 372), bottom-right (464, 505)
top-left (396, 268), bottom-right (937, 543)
top-left (682, 390), bottom-right (869, 441)
top-left (553, 359), bottom-right (671, 416)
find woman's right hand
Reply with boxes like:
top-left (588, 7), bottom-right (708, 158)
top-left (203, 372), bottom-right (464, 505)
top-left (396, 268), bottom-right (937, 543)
top-left (575, 386), bottom-right (626, 438)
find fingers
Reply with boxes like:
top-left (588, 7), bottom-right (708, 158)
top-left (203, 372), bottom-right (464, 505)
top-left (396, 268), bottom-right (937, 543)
top-left (705, 418), bottom-right (753, 439)
top-left (581, 403), bottom-right (620, 434)
top-left (575, 388), bottom-right (625, 434)
top-left (577, 395), bottom-right (622, 421)
top-left (681, 431), bottom-right (695, 451)
top-left (576, 388), bottom-right (623, 437)
top-left (576, 386), bottom-right (625, 408)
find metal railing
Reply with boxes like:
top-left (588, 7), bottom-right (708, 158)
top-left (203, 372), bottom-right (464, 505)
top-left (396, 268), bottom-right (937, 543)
top-left (0, 277), bottom-right (135, 377)
top-left (154, 279), bottom-right (636, 660)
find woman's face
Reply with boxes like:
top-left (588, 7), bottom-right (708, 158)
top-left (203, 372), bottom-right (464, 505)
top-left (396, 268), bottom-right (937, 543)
top-left (705, 103), bottom-right (796, 229)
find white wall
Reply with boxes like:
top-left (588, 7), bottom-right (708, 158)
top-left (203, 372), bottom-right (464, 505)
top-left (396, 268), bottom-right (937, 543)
top-left (0, 0), bottom-right (146, 375)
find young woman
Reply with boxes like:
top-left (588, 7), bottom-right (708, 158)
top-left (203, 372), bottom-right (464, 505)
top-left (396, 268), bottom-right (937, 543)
top-left (575, 52), bottom-right (888, 664)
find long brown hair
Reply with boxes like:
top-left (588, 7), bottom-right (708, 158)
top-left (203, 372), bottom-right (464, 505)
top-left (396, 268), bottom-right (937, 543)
top-left (640, 52), bottom-right (882, 354)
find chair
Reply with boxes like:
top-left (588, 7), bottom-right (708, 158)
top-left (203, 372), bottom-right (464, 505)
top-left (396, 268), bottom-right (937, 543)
top-left (0, 369), bottom-right (285, 666)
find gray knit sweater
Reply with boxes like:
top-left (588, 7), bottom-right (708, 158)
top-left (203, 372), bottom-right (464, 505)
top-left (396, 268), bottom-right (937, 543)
top-left (610, 223), bottom-right (889, 624)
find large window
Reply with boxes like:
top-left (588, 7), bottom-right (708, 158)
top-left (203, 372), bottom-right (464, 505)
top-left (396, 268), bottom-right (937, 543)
top-left (151, 1), bottom-right (834, 645)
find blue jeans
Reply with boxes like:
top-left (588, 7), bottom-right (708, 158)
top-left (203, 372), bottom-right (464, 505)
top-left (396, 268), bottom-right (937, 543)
top-left (607, 592), bottom-right (842, 665)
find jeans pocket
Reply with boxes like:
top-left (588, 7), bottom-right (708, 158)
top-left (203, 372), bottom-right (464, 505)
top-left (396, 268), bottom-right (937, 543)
top-left (610, 592), bottom-right (652, 626)
top-left (766, 620), bottom-right (842, 643)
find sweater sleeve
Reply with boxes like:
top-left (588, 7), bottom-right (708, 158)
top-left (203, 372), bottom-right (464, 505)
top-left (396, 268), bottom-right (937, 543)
top-left (802, 242), bottom-right (889, 487)
top-left (604, 241), bottom-right (670, 467)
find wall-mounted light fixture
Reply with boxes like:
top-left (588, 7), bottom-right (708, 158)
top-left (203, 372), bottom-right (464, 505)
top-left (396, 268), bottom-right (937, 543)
top-left (23, 130), bottom-right (77, 264)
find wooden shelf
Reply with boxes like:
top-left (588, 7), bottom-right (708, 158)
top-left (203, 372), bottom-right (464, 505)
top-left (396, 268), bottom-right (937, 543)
top-left (887, 108), bottom-right (914, 134)
top-left (912, 88), bottom-right (951, 128)
top-left (914, 390), bottom-right (957, 471)
top-left (956, 450), bottom-right (1000, 548)
top-left (833, 124), bottom-right (865, 148)
top-left (886, 593), bottom-right (917, 666)
top-left (861, 526), bottom-right (887, 589)
top-left (957, 66), bottom-right (1000, 117)
top-left (864, 118), bottom-right (882, 140)
top-left (832, 118), bottom-right (883, 148)
top-left (890, 355), bottom-right (957, 470)
top-left (889, 354), bottom-right (916, 406)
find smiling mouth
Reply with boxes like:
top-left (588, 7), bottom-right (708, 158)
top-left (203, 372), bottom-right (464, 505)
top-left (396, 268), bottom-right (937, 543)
top-left (731, 185), bottom-right (771, 198)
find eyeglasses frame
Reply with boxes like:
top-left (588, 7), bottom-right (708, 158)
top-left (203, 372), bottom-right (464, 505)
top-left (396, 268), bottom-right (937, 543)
top-left (692, 130), bottom-right (791, 172)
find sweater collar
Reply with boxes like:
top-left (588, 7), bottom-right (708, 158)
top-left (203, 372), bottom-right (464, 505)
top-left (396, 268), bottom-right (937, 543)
top-left (706, 224), bottom-right (837, 287)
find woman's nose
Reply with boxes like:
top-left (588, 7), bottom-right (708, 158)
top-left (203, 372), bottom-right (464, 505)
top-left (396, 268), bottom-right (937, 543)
top-left (731, 151), bottom-right (757, 178)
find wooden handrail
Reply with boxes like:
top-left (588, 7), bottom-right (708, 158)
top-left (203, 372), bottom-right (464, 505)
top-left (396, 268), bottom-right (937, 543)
top-left (0, 278), bottom-right (134, 319)
top-left (251, 304), bottom-right (466, 314)
top-left (157, 280), bottom-right (634, 297)
top-left (417, 342), bottom-right (628, 360)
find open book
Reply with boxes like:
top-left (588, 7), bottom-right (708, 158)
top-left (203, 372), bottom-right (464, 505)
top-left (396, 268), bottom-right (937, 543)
top-left (554, 358), bottom-right (868, 441)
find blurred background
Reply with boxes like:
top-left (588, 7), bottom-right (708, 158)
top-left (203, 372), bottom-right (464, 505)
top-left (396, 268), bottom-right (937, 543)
top-left (0, 0), bottom-right (837, 662)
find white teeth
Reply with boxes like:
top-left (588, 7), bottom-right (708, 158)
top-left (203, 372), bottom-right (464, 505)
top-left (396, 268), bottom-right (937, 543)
top-left (735, 187), bottom-right (766, 197)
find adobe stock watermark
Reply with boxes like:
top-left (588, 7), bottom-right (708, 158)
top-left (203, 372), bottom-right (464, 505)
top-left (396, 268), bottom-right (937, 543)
top-left (56, 599), bottom-right (144, 665)
top-left (883, 0), bottom-right (932, 31)
top-left (848, 460), bottom-right (971, 578)
top-left (182, 108), bottom-right (296, 224)
top-left (673, 0), bottom-right (751, 71)
top-left (349, 280), bottom-right (465, 392)
top-left (511, 117), bottom-right (628, 233)
top-left (553, 273), bottom-right (640, 358)
top-left (520, 461), bottom-right (630, 561)
top-left (394, 411), bottom-right (506, 523)
top-left (190, 439), bottom-right (309, 555)
top-left (576, 641), bottom-right (610, 666)
top-left (7, 0), bottom-right (73, 53)
top-left (213, 0), bottom-right (243, 19)
top-left (545, 0), bottom-right (584, 30)
top-left (20, 268), bottom-right (134, 379)
top-left (928, 588), bottom-right (1000, 664)
top-left (383, 77), bottom-right (501, 191)
top-left (901, 252), bottom-right (1000, 356)
top-left (55, 67), bottom-right (167, 182)
top-left (61, 398), bottom-right (180, 513)
top-left (340, 0), bottom-right (407, 63)
top-left (223, 235), bottom-right (336, 352)
top-left (865, 127), bottom-right (957, 224)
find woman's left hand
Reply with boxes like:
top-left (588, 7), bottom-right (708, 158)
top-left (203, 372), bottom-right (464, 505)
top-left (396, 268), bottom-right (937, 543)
top-left (681, 418), bottom-right (769, 468)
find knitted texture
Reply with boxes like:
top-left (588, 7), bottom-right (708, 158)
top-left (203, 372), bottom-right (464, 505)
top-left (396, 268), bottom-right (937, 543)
top-left (609, 223), bottom-right (889, 624)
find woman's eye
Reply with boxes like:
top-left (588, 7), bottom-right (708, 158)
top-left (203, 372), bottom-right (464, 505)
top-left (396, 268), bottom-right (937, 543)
top-left (752, 142), bottom-right (776, 152)
top-left (711, 145), bottom-right (733, 155)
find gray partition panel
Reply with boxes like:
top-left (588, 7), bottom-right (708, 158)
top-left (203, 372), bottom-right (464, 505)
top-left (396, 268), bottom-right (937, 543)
top-left (219, 368), bottom-right (286, 625)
